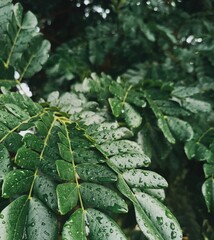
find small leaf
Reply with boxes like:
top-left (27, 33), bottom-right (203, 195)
top-left (109, 81), bottom-right (125, 99)
top-left (157, 118), bottom-right (176, 144)
top-left (124, 102), bottom-right (142, 128)
top-left (183, 98), bottom-right (212, 113)
top-left (15, 146), bottom-right (40, 170)
top-left (203, 163), bottom-right (214, 178)
top-left (3, 132), bottom-right (22, 152)
top-left (2, 169), bottom-right (34, 198)
top-left (109, 153), bottom-right (151, 169)
top-left (23, 133), bottom-right (43, 152)
top-left (80, 183), bottom-right (128, 213)
top-left (62, 209), bottom-right (87, 240)
top-left (123, 169), bottom-right (168, 189)
top-left (100, 140), bottom-right (143, 156)
top-left (58, 143), bottom-right (72, 162)
top-left (56, 183), bottom-right (78, 215)
top-left (171, 87), bottom-right (200, 98)
top-left (0, 144), bottom-right (11, 181)
top-left (135, 192), bottom-right (183, 240)
top-left (202, 178), bottom-right (214, 212)
top-left (108, 98), bottom-right (123, 117)
top-left (166, 116), bottom-right (193, 141)
top-left (56, 160), bottom-right (75, 181)
top-left (27, 197), bottom-right (58, 240)
top-left (76, 163), bottom-right (117, 183)
top-left (86, 208), bottom-right (127, 240)
top-left (92, 127), bottom-right (133, 144)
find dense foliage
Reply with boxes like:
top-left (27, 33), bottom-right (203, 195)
top-left (0, 0), bottom-right (213, 239)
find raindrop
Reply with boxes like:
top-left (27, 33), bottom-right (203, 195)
top-left (156, 216), bottom-right (163, 225)
top-left (171, 231), bottom-right (177, 239)
top-left (170, 222), bottom-right (175, 230)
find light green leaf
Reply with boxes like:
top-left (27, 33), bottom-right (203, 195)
top-left (22, 11), bottom-right (37, 29)
top-left (2, 170), bottom-right (34, 198)
top-left (56, 160), bottom-right (75, 181)
top-left (27, 197), bottom-right (58, 240)
top-left (109, 153), bottom-right (151, 169)
top-left (166, 116), bottom-right (193, 142)
top-left (80, 183), bottom-right (128, 213)
top-left (76, 163), bottom-right (117, 183)
top-left (100, 140), bottom-right (143, 156)
top-left (56, 183), bottom-right (78, 215)
top-left (15, 146), bottom-right (40, 170)
top-left (62, 209), bottom-right (87, 240)
top-left (92, 127), bottom-right (133, 144)
top-left (202, 178), bottom-right (214, 212)
top-left (0, 144), bottom-right (11, 181)
top-left (124, 102), bottom-right (142, 128)
top-left (123, 169), bottom-right (168, 189)
top-left (135, 192), bottom-right (183, 240)
top-left (183, 98), bottom-right (212, 114)
top-left (144, 188), bottom-right (166, 201)
top-left (171, 87), bottom-right (200, 98)
top-left (86, 208), bottom-right (127, 240)
top-left (0, 195), bottom-right (29, 240)
top-left (34, 175), bottom-right (58, 212)
top-left (108, 98), bottom-right (123, 117)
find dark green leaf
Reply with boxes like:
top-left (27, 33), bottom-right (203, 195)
top-left (56, 160), bottom-right (75, 181)
top-left (86, 208), bottom-right (127, 240)
top-left (76, 163), bottom-right (117, 183)
top-left (62, 209), bottom-right (87, 240)
top-left (202, 178), bottom-right (214, 212)
top-left (108, 98), bottom-right (123, 117)
top-left (2, 170), bottom-right (34, 198)
top-left (56, 183), bottom-right (78, 215)
top-left (80, 183), bottom-right (128, 213)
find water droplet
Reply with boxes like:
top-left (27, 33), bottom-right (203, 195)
top-left (171, 231), bottom-right (177, 239)
top-left (170, 222), bottom-right (175, 230)
top-left (156, 216), bottom-right (163, 225)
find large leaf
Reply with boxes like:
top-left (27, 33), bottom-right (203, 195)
top-left (86, 208), bottom-right (127, 240)
top-left (135, 192), bottom-right (183, 240)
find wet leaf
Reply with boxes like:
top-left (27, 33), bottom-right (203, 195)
top-left (202, 178), bottom-right (214, 212)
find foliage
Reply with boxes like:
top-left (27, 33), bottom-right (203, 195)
top-left (0, 0), bottom-right (214, 239)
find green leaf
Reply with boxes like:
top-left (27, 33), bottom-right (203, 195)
top-left (23, 133), bottom-right (43, 152)
top-left (2, 169), bottom-right (34, 198)
top-left (109, 153), bottom-right (151, 169)
top-left (157, 118), bottom-right (176, 144)
top-left (144, 188), bottom-right (166, 201)
top-left (109, 81), bottom-right (125, 99)
top-left (203, 163), bottom-right (214, 178)
top-left (0, 195), bottom-right (29, 240)
top-left (56, 160), bottom-right (75, 181)
top-left (0, 144), bottom-right (11, 181)
top-left (56, 183), bottom-right (78, 215)
top-left (122, 169), bottom-right (168, 189)
top-left (15, 146), bottom-right (40, 170)
top-left (5, 103), bottom-right (29, 120)
top-left (80, 183), bottom-right (128, 213)
top-left (86, 208), bottom-right (127, 240)
top-left (27, 197), bottom-right (58, 240)
top-left (62, 209), bottom-right (87, 240)
top-left (202, 178), bottom-right (214, 212)
top-left (108, 98), bottom-right (123, 117)
top-left (166, 116), bottom-right (194, 141)
top-left (124, 102), bottom-right (142, 128)
top-left (34, 175), bottom-right (58, 212)
top-left (171, 87), bottom-right (200, 98)
top-left (58, 143), bottom-right (72, 162)
top-left (76, 163), bottom-right (117, 183)
top-left (183, 98), bottom-right (212, 114)
top-left (0, 110), bottom-right (20, 129)
top-left (100, 140), bottom-right (143, 156)
top-left (135, 192), bottom-right (183, 240)
top-left (92, 127), bottom-right (133, 144)
top-left (3, 132), bottom-right (22, 152)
